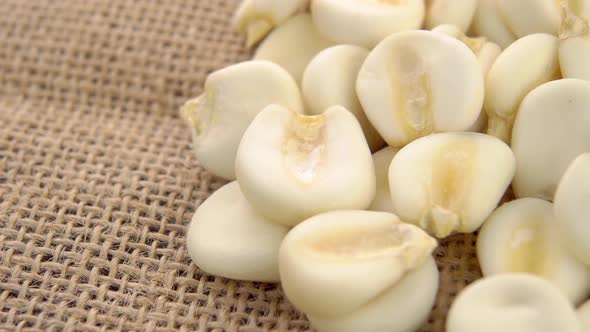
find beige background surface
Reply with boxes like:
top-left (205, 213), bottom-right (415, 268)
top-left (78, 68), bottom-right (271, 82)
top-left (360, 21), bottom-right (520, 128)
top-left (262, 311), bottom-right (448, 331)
top-left (0, 1), bottom-right (482, 331)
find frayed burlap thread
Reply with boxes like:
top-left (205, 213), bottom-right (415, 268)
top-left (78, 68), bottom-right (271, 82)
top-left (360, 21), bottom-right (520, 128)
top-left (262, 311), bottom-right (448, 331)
top-left (0, 1), bottom-right (481, 331)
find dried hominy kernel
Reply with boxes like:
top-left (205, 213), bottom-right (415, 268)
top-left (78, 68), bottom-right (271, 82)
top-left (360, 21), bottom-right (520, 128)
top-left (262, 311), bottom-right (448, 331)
top-left (389, 132), bottom-right (515, 238)
top-left (310, 0), bottom-right (424, 48)
top-left (235, 104), bottom-right (375, 226)
top-left (511, 79), bottom-right (590, 200)
top-left (279, 210), bottom-right (439, 332)
top-left (302, 45), bottom-right (385, 151)
top-left (186, 181), bottom-right (289, 282)
top-left (180, 60), bottom-right (303, 180)
top-left (477, 198), bottom-right (590, 304)
top-left (254, 14), bottom-right (336, 83)
top-left (357, 30), bottom-right (484, 147)
top-left (447, 274), bottom-right (582, 332)
top-left (233, 0), bottom-right (308, 47)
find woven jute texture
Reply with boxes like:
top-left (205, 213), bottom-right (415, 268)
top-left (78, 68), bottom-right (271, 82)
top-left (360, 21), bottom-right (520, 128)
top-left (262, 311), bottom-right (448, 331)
top-left (0, 1), bottom-right (483, 331)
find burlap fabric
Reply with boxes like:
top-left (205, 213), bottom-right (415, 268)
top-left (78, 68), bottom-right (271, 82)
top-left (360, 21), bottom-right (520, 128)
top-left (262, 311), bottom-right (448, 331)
top-left (0, 1), bottom-right (482, 331)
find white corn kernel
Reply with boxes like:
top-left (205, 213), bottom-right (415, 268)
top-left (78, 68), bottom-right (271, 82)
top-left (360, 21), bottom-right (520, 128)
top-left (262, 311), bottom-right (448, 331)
top-left (554, 153), bottom-right (590, 266)
top-left (477, 198), bottom-right (590, 304)
top-left (369, 147), bottom-right (399, 213)
top-left (278, 210), bottom-right (437, 320)
top-left (511, 79), bottom-right (590, 200)
top-left (431, 24), bottom-right (501, 76)
top-left (232, 0), bottom-right (308, 47)
top-left (310, 0), bottom-right (425, 48)
top-left (432, 24), bottom-right (502, 132)
top-left (470, 0), bottom-right (516, 49)
top-left (357, 30), bottom-right (484, 147)
top-left (559, 0), bottom-right (590, 81)
top-left (186, 181), bottom-right (289, 282)
top-left (425, 0), bottom-right (477, 33)
top-left (254, 14), bottom-right (336, 83)
top-left (496, 0), bottom-right (561, 37)
top-left (302, 45), bottom-right (385, 151)
top-left (485, 33), bottom-right (561, 143)
top-left (308, 257), bottom-right (439, 332)
top-left (180, 61), bottom-right (303, 180)
top-left (235, 105), bottom-right (375, 226)
top-left (447, 274), bottom-right (582, 332)
top-left (389, 132), bottom-right (515, 238)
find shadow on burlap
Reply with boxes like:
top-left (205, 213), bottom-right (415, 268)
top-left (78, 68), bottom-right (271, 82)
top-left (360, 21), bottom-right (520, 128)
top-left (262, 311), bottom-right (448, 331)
top-left (0, 1), bottom-right (482, 331)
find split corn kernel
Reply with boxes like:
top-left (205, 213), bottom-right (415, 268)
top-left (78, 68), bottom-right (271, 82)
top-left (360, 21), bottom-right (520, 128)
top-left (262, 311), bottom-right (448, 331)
top-left (278, 210), bottom-right (438, 331)
top-left (235, 104), bottom-right (375, 226)
top-left (389, 132), bottom-right (515, 238)
top-left (302, 45), bottom-right (385, 151)
top-left (477, 198), bottom-right (590, 304)
top-left (356, 30), bottom-right (484, 147)
top-left (254, 14), bottom-right (336, 83)
top-left (186, 181), bottom-right (289, 282)
top-left (511, 79), bottom-right (590, 200)
top-left (447, 274), bottom-right (582, 332)
top-left (180, 60), bottom-right (303, 180)
top-left (310, 0), bottom-right (425, 48)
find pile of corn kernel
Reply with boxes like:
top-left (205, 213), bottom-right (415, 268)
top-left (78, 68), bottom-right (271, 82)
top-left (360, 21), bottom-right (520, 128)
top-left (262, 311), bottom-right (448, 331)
top-left (180, 1), bottom-right (590, 331)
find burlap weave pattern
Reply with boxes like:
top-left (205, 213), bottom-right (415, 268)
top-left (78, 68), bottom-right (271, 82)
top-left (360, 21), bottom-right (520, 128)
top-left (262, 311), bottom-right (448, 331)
top-left (0, 1), bottom-right (482, 331)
